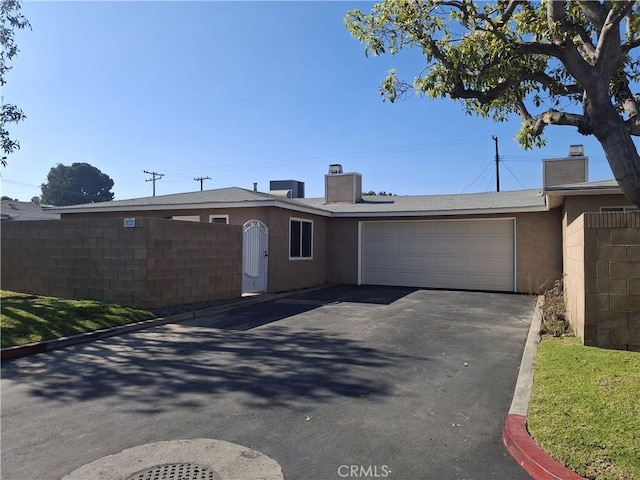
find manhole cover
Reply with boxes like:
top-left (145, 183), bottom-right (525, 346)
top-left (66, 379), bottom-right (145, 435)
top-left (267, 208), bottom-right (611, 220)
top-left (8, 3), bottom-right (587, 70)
top-left (127, 463), bottom-right (219, 480)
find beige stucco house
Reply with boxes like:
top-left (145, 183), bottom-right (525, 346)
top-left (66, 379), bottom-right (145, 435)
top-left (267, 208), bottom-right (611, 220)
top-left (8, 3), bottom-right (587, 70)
top-left (48, 152), bottom-right (636, 297)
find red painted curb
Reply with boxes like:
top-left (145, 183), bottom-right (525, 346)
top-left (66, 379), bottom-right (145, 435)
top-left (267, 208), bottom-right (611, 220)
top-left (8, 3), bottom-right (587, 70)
top-left (503, 414), bottom-right (586, 480)
top-left (1, 342), bottom-right (47, 360)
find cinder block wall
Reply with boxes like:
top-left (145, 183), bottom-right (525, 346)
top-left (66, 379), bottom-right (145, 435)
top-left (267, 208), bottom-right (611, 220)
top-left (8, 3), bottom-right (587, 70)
top-left (565, 212), bottom-right (640, 350)
top-left (1, 218), bottom-right (242, 308)
top-left (565, 214), bottom-right (586, 340)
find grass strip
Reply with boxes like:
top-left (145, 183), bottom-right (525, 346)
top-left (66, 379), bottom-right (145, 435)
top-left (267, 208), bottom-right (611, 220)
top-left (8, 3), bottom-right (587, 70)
top-left (1, 290), bottom-right (155, 348)
top-left (528, 337), bottom-right (640, 480)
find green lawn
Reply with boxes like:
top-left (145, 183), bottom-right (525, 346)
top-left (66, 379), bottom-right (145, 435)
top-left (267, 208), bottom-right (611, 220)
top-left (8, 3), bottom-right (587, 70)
top-left (0, 290), bottom-right (155, 348)
top-left (528, 337), bottom-right (640, 480)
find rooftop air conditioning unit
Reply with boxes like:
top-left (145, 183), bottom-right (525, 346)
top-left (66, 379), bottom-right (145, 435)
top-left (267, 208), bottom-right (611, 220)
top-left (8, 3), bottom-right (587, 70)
top-left (568, 144), bottom-right (584, 156)
top-left (328, 164), bottom-right (343, 175)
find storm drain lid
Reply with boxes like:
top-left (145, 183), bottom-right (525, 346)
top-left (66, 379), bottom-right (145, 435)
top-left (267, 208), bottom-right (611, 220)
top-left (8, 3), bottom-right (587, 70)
top-left (126, 463), bottom-right (220, 480)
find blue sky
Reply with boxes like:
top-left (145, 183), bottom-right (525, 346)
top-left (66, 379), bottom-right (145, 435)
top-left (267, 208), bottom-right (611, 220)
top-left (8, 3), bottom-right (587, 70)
top-left (1, 1), bottom-right (626, 202)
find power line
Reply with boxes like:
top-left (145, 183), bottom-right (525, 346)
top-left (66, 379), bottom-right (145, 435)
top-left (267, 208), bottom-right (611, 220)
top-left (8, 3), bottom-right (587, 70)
top-left (461, 161), bottom-right (493, 193)
top-left (150, 136), bottom-right (492, 176)
top-left (501, 161), bottom-right (528, 189)
top-left (143, 170), bottom-right (164, 197)
top-left (194, 176), bottom-right (211, 191)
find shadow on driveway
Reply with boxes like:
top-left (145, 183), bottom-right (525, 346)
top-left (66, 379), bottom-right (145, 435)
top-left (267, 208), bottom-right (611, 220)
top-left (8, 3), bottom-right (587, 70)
top-left (2, 322), bottom-right (415, 412)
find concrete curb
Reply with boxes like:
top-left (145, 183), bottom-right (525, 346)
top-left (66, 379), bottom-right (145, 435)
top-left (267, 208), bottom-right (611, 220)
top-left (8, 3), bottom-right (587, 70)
top-left (502, 297), bottom-right (587, 480)
top-left (1, 285), bottom-right (328, 360)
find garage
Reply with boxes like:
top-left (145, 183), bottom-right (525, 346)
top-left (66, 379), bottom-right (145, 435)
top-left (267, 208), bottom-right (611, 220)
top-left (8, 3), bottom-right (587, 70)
top-left (360, 219), bottom-right (515, 292)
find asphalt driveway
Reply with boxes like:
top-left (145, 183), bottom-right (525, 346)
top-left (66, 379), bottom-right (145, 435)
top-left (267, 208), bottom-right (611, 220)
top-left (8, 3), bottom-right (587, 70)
top-left (1, 286), bottom-right (533, 479)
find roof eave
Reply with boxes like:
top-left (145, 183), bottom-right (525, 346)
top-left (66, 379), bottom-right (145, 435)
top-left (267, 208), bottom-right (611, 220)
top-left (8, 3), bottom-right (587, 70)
top-left (53, 199), bottom-right (333, 217)
top-left (544, 187), bottom-right (622, 196)
top-left (328, 204), bottom-right (549, 217)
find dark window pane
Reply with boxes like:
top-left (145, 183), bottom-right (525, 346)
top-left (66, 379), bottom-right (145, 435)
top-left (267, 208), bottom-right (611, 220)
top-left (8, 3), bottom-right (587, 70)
top-left (301, 221), bottom-right (312, 258)
top-left (290, 220), bottom-right (301, 257)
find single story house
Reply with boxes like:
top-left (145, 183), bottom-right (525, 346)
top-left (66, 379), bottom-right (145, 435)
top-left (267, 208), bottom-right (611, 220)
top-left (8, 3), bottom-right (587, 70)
top-left (1, 200), bottom-right (60, 221)
top-left (49, 147), bottom-right (637, 296)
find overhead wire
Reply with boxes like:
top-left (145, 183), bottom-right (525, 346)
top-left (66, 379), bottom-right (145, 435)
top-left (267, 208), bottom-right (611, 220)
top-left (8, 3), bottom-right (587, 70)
top-left (461, 161), bottom-right (493, 193)
top-left (501, 161), bottom-right (528, 189)
top-left (142, 136), bottom-right (491, 177)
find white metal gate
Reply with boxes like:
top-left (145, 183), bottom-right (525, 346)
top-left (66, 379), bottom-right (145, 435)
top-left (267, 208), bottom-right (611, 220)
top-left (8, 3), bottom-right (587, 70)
top-left (242, 219), bottom-right (269, 293)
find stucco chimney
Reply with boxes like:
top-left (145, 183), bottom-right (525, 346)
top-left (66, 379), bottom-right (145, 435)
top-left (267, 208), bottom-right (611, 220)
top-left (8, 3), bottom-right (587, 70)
top-left (325, 167), bottom-right (362, 204)
top-left (543, 145), bottom-right (588, 189)
top-left (253, 182), bottom-right (258, 192)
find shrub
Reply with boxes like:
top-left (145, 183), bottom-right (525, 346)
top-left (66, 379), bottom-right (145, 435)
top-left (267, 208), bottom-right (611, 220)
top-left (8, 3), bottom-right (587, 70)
top-left (539, 280), bottom-right (572, 337)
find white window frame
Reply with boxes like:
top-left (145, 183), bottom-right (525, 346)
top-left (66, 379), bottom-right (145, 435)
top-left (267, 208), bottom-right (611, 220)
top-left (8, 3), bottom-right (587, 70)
top-left (289, 217), bottom-right (313, 260)
top-left (209, 214), bottom-right (229, 224)
top-left (172, 215), bottom-right (200, 222)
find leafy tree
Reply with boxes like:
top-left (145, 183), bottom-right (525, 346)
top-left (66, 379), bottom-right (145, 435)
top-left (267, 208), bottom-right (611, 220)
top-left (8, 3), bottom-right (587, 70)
top-left (345, 1), bottom-right (640, 206)
top-left (1, 195), bottom-right (17, 201)
top-left (41, 163), bottom-right (115, 206)
top-left (1, 0), bottom-right (30, 167)
top-left (363, 190), bottom-right (397, 196)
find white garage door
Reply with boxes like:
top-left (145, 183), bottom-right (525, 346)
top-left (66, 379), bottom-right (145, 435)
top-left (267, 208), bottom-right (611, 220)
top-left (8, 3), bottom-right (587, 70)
top-left (360, 219), bottom-right (515, 292)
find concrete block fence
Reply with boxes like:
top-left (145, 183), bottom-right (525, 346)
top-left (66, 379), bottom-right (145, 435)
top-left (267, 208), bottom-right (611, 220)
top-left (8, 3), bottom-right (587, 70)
top-left (565, 212), bottom-right (640, 350)
top-left (1, 217), bottom-right (242, 309)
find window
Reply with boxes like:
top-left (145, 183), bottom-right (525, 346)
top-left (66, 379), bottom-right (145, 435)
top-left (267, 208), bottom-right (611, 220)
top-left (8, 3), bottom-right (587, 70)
top-left (209, 214), bottom-right (229, 224)
top-left (172, 215), bottom-right (200, 222)
top-left (600, 206), bottom-right (640, 213)
top-left (290, 218), bottom-right (313, 259)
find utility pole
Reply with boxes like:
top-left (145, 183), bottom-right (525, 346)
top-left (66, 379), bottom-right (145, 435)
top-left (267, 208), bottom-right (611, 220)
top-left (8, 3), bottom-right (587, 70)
top-left (194, 176), bottom-right (211, 191)
top-left (492, 136), bottom-right (500, 192)
top-left (144, 170), bottom-right (164, 197)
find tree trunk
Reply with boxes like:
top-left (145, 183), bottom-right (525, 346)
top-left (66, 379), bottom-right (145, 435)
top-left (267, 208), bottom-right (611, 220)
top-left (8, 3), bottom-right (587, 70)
top-left (593, 123), bottom-right (640, 208)
top-left (585, 88), bottom-right (640, 208)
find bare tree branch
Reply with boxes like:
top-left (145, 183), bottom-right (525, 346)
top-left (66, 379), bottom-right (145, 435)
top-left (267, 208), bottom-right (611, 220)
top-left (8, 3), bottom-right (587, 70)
top-left (449, 70), bottom-right (580, 106)
top-left (514, 100), bottom-right (543, 134)
top-left (623, 36), bottom-right (640, 53)
top-left (500, 0), bottom-right (525, 23)
top-left (537, 109), bottom-right (592, 135)
top-left (547, 0), bottom-right (566, 42)
top-left (625, 115), bottom-right (640, 136)
top-left (524, 71), bottom-right (582, 96)
top-left (567, 22), bottom-right (597, 61)
top-left (577, 0), bottom-right (606, 31)
top-left (513, 102), bottom-right (591, 137)
top-left (594, 2), bottom-right (633, 80)
top-left (612, 73), bottom-right (640, 118)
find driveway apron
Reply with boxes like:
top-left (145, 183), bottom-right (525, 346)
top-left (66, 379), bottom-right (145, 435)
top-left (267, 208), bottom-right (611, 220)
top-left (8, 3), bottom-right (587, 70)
top-left (1, 286), bottom-right (533, 479)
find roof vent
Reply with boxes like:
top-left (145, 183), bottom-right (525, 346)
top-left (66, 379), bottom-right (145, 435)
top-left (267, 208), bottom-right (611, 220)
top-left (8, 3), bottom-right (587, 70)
top-left (568, 144), bottom-right (584, 156)
top-left (328, 164), bottom-right (343, 175)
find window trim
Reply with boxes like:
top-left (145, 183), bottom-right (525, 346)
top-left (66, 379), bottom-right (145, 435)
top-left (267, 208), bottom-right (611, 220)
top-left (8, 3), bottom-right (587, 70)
top-left (289, 217), bottom-right (313, 260)
top-left (172, 215), bottom-right (201, 222)
top-left (209, 214), bottom-right (230, 224)
top-left (600, 206), bottom-right (640, 213)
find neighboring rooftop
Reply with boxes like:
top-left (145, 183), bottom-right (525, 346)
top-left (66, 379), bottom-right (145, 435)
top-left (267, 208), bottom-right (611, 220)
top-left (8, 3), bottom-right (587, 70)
top-left (1, 201), bottom-right (61, 221)
top-left (49, 187), bottom-right (277, 211)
